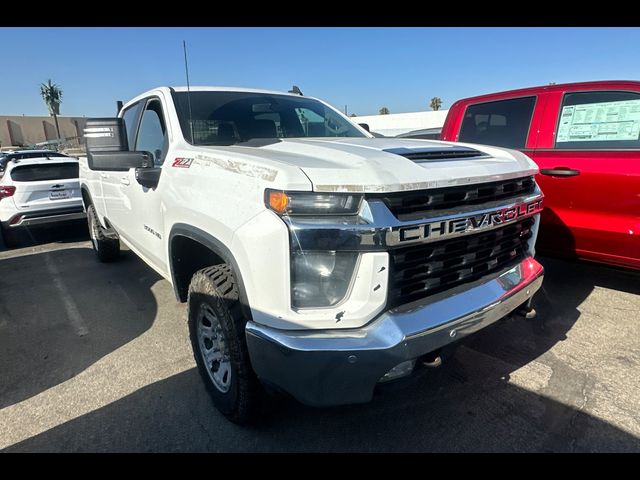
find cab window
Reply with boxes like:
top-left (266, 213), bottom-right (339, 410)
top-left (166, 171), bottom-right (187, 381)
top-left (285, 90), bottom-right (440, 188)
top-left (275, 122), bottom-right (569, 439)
top-left (135, 99), bottom-right (168, 166)
top-left (459, 96), bottom-right (536, 149)
top-left (121, 101), bottom-right (143, 148)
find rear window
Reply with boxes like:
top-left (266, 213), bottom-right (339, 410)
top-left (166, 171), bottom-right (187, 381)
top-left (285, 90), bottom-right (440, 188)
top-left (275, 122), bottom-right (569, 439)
top-left (12, 152), bottom-right (68, 160)
top-left (10, 163), bottom-right (79, 182)
top-left (458, 96), bottom-right (536, 149)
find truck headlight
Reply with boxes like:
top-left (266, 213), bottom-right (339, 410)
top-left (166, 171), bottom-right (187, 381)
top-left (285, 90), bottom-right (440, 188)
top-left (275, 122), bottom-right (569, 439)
top-left (266, 189), bottom-right (363, 216)
top-left (291, 251), bottom-right (359, 308)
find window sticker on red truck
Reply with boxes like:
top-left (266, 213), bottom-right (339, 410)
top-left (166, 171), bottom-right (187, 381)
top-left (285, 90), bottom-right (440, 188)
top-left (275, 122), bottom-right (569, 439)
top-left (557, 99), bottom-right (640, 143)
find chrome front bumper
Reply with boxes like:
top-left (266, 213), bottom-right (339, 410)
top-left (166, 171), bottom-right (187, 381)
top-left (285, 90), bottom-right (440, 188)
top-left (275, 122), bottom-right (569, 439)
top-left (245, 256), bottom-right (544, 407)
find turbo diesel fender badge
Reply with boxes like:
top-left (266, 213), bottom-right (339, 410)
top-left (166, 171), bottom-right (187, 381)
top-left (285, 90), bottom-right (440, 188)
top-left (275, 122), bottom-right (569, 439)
top-left (393, 198), bottom-right (544, 245)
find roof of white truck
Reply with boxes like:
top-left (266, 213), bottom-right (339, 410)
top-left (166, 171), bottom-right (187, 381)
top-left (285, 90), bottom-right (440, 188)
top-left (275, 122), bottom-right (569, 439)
top-left (170, 86), bottom-right (304, 97)
top-left (123, 86), bottom-right (316, 111)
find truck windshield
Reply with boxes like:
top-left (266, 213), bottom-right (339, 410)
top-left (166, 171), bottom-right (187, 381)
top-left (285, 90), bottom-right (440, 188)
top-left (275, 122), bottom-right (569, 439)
top-left (172, 91), bottom-right (366, 145)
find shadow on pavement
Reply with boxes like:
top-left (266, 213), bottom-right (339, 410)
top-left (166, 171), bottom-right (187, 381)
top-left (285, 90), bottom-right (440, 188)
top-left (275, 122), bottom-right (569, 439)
top-left (464, 254), bottom-right (640, 382)
top-left (5, 361), bottom-right (639, 452)
top-left (0, 246), bottom-right (161, 409)
top-left (4, 255), bottom-right (639, 452)
top-left (0, 220), bottom-right (90, 251)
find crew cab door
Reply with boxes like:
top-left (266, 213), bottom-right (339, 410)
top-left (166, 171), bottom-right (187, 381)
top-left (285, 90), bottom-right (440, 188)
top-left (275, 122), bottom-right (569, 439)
top-left (531, 89), bottom-right (640, 268)
top-left (115, 96), bottom-right (169, 273)
top-left (101, 100), bottom-right (144, 232)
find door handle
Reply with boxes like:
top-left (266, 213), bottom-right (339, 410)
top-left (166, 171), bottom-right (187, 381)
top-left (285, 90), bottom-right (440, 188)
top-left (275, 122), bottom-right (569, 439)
top-left (539, 167), bottom-right (580, 177)
top-left (120, 177), bottom-right (130, 186)
top-left (100, 173), bottom-right (109, 179)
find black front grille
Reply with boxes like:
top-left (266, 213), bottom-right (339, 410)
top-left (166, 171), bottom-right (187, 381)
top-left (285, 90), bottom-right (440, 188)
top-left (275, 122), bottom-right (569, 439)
top-left (371, 176), bottom-right (535, 221)
top-left (388, 218), bottom-right (534, 307)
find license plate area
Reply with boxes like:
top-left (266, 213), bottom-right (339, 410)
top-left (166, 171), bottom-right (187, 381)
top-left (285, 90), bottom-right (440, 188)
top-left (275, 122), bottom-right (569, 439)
top-left (49, 190), bottom-right (71, 200)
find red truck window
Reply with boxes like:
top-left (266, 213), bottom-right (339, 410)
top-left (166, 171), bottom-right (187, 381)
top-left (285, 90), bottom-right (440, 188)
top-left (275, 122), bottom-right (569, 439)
top-left (458, 96), bottom-right (536, 149)
top-left (556, 90), bottom-right (640, 150)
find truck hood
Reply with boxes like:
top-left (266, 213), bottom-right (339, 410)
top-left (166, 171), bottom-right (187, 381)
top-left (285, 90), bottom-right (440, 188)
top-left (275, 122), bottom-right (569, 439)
top-left (202, 137), bottom-right (539, 193)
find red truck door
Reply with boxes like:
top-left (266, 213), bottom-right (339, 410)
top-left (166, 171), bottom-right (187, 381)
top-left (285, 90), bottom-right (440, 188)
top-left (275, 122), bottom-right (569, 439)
top-left (532, 88), bottom-right (640, 269)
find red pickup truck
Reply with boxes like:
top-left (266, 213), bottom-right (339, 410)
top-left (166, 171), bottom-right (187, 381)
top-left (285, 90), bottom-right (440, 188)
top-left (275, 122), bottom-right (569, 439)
top-left (441, 80), bottom-right (640, 270)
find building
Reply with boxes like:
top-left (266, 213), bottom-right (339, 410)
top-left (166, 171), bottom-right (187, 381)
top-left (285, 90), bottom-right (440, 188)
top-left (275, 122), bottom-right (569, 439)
top-left (0, 115), bottom-right (87, 152)
top-left (355, 110), bottom-right (449, 137)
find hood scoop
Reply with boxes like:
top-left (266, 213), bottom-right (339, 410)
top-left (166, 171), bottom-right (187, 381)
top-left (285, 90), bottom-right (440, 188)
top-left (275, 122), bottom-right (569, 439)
top-left (236, 138), bottom-right (282, 147)
top-left (384, 146), bottom-right (488, 162)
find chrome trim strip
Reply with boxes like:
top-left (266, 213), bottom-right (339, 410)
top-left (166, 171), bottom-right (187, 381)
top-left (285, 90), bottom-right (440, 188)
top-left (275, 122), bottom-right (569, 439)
top-left (285, 185), bottom-right (543, 251)
top-left (385, 197), bottom-right (542, 246)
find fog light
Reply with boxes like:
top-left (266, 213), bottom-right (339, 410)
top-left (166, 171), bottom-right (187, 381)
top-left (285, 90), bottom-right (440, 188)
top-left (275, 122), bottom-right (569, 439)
top-left (379, 360), bottom-right (416, 383)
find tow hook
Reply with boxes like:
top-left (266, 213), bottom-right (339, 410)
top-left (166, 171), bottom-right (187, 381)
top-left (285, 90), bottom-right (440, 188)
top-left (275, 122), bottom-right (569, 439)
top-left (514, 305), bottom-right (537, 320)
top-left (421, 349), bottom-right (443, 368)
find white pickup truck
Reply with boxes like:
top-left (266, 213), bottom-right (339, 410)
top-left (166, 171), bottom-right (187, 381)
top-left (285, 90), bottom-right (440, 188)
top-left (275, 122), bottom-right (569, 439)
top-left (80, 86), bottom-right (545, 423)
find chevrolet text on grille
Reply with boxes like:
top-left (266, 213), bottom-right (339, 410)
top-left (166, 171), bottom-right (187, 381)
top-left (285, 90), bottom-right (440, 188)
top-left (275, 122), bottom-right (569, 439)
top-left (393, 198), bottom-right (544, 245)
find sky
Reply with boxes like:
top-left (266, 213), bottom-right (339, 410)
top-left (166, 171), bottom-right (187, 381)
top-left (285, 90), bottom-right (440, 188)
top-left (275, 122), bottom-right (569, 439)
top-left (1, 27), bottom-right (640, 117)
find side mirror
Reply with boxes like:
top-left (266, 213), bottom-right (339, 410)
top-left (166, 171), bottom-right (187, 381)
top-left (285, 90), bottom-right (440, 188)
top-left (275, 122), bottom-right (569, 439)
top-left (85, 117), bottom-right (152, 171)
top-left (135, 167), bottom-right (161, 189)
top-left (88, 151), bottom-right (154, 171)
top-left (358, 123), bottom-right (370, 132)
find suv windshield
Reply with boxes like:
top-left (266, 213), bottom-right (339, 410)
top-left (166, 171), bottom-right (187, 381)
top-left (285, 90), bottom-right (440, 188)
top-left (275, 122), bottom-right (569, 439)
top-left (172, 91), bottom-right (366, 145)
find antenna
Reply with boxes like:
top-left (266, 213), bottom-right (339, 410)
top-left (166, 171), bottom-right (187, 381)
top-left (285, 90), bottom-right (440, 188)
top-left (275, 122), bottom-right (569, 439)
top-left (183, 40), bottom-right (195, 143)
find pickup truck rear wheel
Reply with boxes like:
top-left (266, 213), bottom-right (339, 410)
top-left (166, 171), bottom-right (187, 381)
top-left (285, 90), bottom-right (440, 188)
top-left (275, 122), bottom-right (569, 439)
top-left (188, 264), bottom-right (262, 424)
top-left (87, 204), bottom-right (120, 262)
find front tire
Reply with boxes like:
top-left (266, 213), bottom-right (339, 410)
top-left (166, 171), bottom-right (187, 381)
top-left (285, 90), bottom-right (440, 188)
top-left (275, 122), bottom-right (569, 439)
top-left (188, 264), bottom-right (262, 424)
top-left (87, 204), bottom-right (120, 262)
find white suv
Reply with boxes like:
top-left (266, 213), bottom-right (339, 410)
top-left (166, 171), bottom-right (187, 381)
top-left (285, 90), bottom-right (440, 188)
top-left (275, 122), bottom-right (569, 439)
top-left (0, 155), bottom-right (85, 247)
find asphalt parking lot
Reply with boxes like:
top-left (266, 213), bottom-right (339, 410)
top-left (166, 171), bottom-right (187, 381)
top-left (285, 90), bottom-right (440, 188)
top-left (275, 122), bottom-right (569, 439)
top-left (0, 225), bottom-right (638, 452)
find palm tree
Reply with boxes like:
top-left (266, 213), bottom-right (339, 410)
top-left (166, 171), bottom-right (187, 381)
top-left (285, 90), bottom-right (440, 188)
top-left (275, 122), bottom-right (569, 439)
top-left (430, 97), bottom-right (442, 111)
top-left (40, 79), bottom-right (63, 139)
top-left (379, 107), bottom-right (390, 115)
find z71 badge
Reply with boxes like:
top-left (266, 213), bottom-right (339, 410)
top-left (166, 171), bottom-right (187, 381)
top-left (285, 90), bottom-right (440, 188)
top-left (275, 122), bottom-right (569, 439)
top-left (172, 157), bottom-right (193, 168)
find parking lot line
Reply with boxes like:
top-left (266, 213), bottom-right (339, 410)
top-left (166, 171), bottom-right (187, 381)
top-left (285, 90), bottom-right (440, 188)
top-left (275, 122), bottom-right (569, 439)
top-left (43, 252), bottom-right (89, 337)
